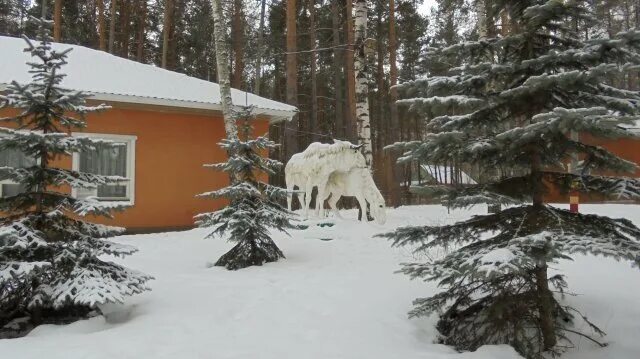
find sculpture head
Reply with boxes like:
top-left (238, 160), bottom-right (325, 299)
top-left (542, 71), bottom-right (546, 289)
top-left (370, 196), bottom-right (387, 225)
top-left (353, 167), bottom-right (386, 225)
top-left (326, 140), bottom-right (366, 170)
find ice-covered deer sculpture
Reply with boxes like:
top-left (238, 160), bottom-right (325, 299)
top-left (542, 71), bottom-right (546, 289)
top-left (285, 140), bottom-right (366, 218)
top-left (321, 167), bottom-right (387, 224)
top-left (285, 152), bottom-right (310, 212)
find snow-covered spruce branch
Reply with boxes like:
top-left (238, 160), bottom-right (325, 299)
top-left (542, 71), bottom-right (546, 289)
top-left (544, 172), bottom-right (640, 200)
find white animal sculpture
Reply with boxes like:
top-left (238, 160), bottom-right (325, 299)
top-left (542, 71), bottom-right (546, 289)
top-left (285, 153), bottom-right (309, 212)
top-left (321, 167), bottom-right (387, 224)
top-left (285, 139), bottom-right (366, 218)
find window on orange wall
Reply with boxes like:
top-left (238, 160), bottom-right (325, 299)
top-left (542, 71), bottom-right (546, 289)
top-left (72, 133), bottom-right (137, 205)
top-left (0, 147), bottom-right (36, 198)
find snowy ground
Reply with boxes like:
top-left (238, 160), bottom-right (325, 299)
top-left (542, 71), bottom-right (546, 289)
top-left (2, 204), bottom-right (639, 359)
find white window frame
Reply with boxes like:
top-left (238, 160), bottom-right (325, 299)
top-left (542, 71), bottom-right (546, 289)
top-left (0, 135), bottom-right (38, 198)
top-left (0, 179), bottom-right (21, 198)
top-left (71, 133), bottom-right (137, 205)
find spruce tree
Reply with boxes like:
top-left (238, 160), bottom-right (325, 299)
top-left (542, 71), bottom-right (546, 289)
top-left (0, 17), bottom-right (151, 330)
top-left (195, 106), bottom-right (294, 270)
top-left (379, 1), bottom-right (640, 357)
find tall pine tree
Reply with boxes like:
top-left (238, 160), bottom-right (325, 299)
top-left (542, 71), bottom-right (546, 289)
top-left (0, 17), bottom-right (151, 330)
top-left (195, 107), bottom-right (294, 270)
top-left (380, 1), bottom-right (640, 357)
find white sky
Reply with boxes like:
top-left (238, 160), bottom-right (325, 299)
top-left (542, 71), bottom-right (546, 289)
top-left (418, 0), bottom-right (439, 16)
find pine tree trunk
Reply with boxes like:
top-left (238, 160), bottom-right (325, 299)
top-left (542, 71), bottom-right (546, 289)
top-left (354, 0), bottom-right (373, 167)
top-left (254, 0), bottom-right (266, 95)
top-left (90, 0), bottom-right (98, 42)
top-left (120, 0), bottom-right (130, 58)
top-left (97, 0), bottom-right (107, 51)
top-left (387, 0), bottom-right (401, 207)
top-left (500, 9), bottom-right (509, 37)
top-left (375, 9), bottom-right (387, 196)
top-left (624, 0), bottom-right (632, 30)
top-left (309, 0), bottom-right (318, 142)
top-left (345, 0), bottom-right (356, 141)
top-left (285, 0), bottom-right (298, 158)
top-left (535, 264), bottom-right (557, 350)
top-left (530, 144), bottom-right (556, 349)
top-left (210, 0), bottom-right (238, 143)
top-left (388, 8), bottom-right (399, 122)
top-left (486, 0), bottom-right (496, 37)
top-left (331, 0), bottom-right (344, 139)
top-left (623, 0), bottom-right (637, 89)
top-left (375, 9), bottom-right (385, 154)
top-left (606, 1), bottom-right (614, 37)
top-left (162, 0), bottom-right (174, 69)
top-left (36, 0), bottom-right (49, 211)
top-left (231, 0), bottom-right (245, 89)
top-left (53, 0), bottom-right (62, 41)
top-left (40, 0), bottom-right (47, 26)
top-left (215, 234), bottom-right (285, 270)
top-left (108, 0), bottom-right (117, 54)
top-left (136, 0), bottom-right (145, 62)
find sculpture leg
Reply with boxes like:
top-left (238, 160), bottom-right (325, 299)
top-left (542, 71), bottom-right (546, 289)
top-left (286, 183), bottom-right (294, 212)
top-left (355, 194), bottom-right (368, 222)
top-left (328, 191), bottom-right (343, 219)
top-left (315, 177), bottom-right (328, 218)
top-left (304, 180), bottom-right (315, 219)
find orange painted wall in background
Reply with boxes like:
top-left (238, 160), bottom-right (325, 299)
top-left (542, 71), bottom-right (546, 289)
top-left (544, 134), bottom-right (640, 203)
top-left (583, 135), bottom-right (640, 177)
top-left (0, 105), bottom-right (271, 232)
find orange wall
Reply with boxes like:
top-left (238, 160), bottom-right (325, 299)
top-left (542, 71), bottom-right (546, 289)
top-left (0, 105), bottom-right (271, 232)
top-left (545, 135), bottom-right (640, 203)
top-left (584, 135), bottom-right (640, 177)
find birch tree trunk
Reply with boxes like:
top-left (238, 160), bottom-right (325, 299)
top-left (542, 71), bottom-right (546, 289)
top-left (53, 0), bottom-right (62, 41)
top-left (254, 0), bottom-right (266, 95)
top-left (97, 0), bottom-right (107, 51)
top-left (353, 0), bottom-right (372, 167)
top-left (109, 0), bottom-right (118, 54)
top-left (210, 0), bottom-right (238, 143)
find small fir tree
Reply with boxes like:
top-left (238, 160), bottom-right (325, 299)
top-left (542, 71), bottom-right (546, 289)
top-left (380, 1), bottom-right (640, 357)
top-left (196, 106), bottom-right (294, 270)
top-left (0, 17), bottom-right (151, 330)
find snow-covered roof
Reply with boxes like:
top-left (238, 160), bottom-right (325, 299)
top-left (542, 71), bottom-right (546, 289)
top-left (0, 36), bottom-right (297, 122)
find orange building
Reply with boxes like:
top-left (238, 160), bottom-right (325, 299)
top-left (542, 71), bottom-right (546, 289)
top-left (546, 133), bottom-right (640, 204)
top-left (0, 36), bottom-right (296, 233)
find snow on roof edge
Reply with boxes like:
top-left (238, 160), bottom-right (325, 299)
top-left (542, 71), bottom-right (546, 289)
top-left (0, 36), bottom-right (297, 122)
top-left (0, 83), bottom-right (295, 123)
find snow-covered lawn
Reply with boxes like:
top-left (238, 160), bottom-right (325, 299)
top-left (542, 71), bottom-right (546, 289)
top-left (2, 205), bottom-right (639, 359)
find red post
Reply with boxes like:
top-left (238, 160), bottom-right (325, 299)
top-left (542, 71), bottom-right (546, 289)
top-left (569, 190), bottom-right (579, 213)
top-left (569, 181), bottom-right (580, 213)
